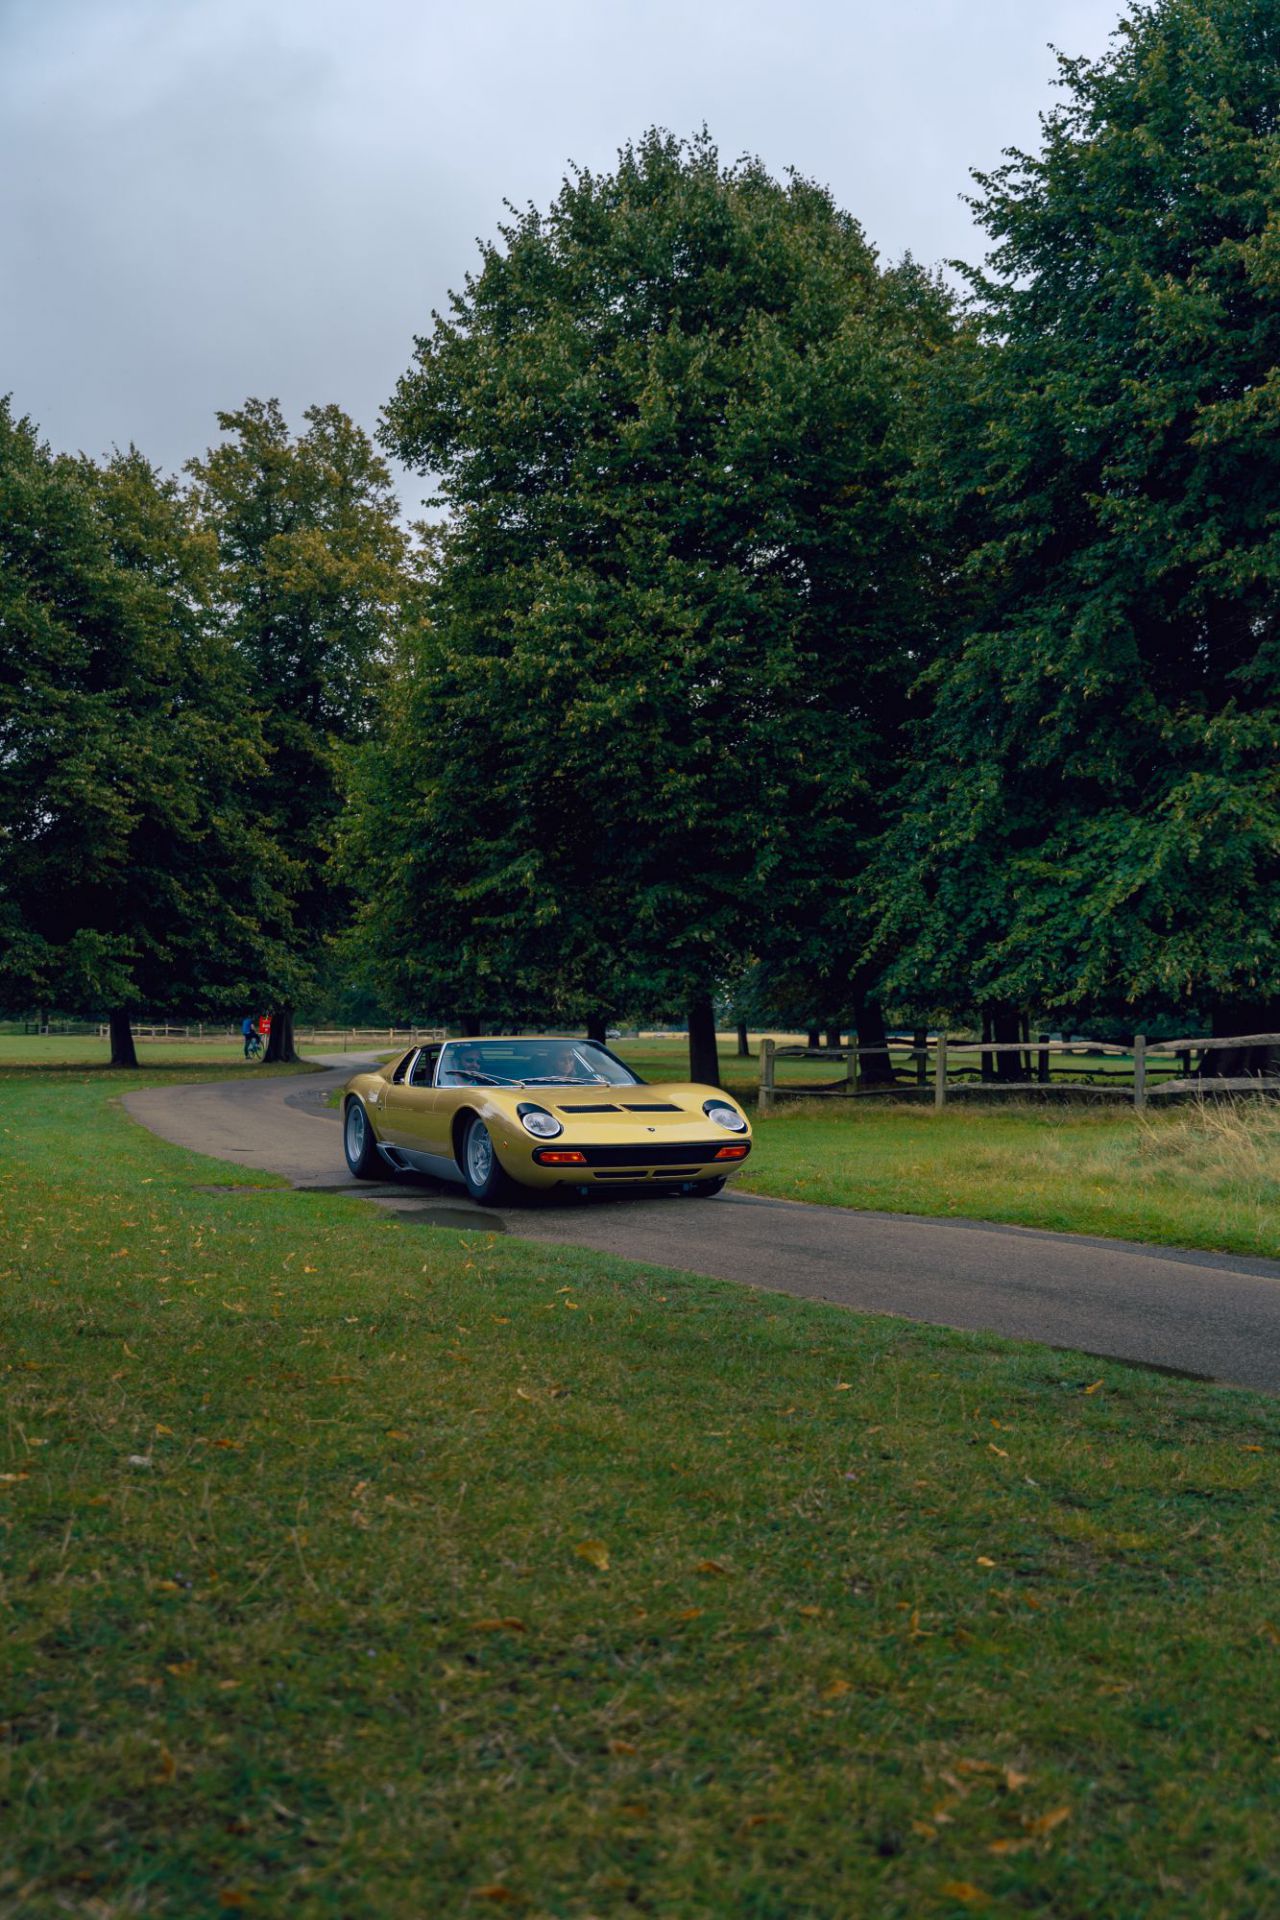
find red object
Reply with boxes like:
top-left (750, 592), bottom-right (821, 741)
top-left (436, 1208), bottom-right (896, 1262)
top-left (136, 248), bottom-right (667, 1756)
top-left (713, 1144), bottom-right (750, 1160)
top-left (258, 1014), bottom-right (271, 1034)
top-left (533, 1149), bottom-right (589, 1166)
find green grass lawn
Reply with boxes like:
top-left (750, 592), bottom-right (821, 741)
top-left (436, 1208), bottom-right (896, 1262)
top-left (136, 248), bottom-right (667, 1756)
top-left (737, 1100), bottom-right (1280, 1263)
top-left (0, 1035), bottom-right (275, 1068)
top-left (2, 1060), bottom-right (1279, 1917)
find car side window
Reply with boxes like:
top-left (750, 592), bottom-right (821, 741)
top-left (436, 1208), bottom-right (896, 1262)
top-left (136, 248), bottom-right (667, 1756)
top-left (389, 1050), bottom-right (417, 1085)
top-left (410, 1047), bottom-right (439, 1087)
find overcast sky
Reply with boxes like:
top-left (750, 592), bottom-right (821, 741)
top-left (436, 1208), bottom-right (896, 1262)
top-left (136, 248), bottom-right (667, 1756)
top-left (2, 0), bottom-right (1125, 507)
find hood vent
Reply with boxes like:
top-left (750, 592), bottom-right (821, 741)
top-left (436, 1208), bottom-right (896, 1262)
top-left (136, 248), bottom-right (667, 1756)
top-left (622, 1102), bottom-right (682, 1113)
top-left (557, 1102), bottom-right (622, 1113)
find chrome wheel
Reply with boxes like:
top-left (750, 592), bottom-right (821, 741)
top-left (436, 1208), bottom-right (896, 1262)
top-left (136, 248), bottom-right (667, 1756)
top-left (345, 1101), bottom-right (366, 1164)
top-left (466, 1119), bottom-right (494, 1187)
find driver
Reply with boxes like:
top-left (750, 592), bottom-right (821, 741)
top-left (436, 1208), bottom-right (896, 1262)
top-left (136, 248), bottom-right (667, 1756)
top-left (448, 1044), bottom-right (487, 1083)
top-left (547, 1043), bottom-right (587, 1082)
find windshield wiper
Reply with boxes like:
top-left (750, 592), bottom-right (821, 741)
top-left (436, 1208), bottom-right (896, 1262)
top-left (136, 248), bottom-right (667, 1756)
top-left (522, 1074), bottom-right (609, 1086)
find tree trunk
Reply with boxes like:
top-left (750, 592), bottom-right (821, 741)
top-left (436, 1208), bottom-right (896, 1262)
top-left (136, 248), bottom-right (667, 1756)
top-left (586, 1012), bottom-right (608, 1045)
top-left (688, 995), bottom-right (721, 1088)
top-left (852, 994), bottom-right (895, 1085)
top-left (992, 1005), bottom-right (1022, 1083)
top-left (108, 1009), bottom-right (138, 1068)
top-left (736, 1018), bottom-right (750, 1058)
top-left (458, 1014), bottom-right (481, 1037)
top-left (1203, 1001), bottom-right (1280, 1080)
top-left (806, 1025), bottom-right (821, 1050)
top-left (981, 1009), bottom-right (994, 1083)
top-left (825, 1025), bottom-right (843, 1050)
top-left (263, 1003), bottom-right (298, 1064)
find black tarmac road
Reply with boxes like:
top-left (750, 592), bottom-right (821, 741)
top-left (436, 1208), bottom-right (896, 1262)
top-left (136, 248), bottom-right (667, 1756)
top-left (123, 1057), bottom-right (1280, 1394)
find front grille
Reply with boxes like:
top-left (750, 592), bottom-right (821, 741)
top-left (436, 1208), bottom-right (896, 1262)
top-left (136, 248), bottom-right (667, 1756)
top-left (568, 1140), bottom-right (748, 1168)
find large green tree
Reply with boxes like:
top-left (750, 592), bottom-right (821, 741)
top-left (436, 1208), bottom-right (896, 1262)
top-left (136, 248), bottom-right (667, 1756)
top-left (880, 0), bottom-right (1280, 1061)
top-left (0, 403), bottom-right (287, 1061)
top-left (360, 131), bottom-right (948, 1082)
top-left (188, 400), bottom-right (410, 1059)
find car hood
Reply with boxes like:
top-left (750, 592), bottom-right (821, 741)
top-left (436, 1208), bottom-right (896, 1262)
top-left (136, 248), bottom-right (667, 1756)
top-left (535, 1083), bottom-right (742, 1128)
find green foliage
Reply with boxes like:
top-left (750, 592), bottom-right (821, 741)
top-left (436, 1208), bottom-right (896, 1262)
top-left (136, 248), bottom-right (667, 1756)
top-left (356, 131), bottom-right (950, 1027)
top-left (187, 400), bottom-right (412, 1007)
top-left (0, 402), bottom-right (288, 1018)
top-left (880, 0), bottom-right (1280, 1021)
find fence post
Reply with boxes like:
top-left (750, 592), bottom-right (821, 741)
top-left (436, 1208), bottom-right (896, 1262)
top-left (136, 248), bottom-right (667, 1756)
top-left (845, 1045), bottom-right (858, 1095)
top-left (760, 1037), bottom-right (776, 1114)
top-left (1133, 1034), bottom-right (1147, 1111)
top-left (934, 1034), bottom-right (948, 1110)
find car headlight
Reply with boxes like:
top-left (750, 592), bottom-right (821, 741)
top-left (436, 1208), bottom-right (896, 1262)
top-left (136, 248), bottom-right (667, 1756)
top-left (517, 1103), bottom-right (563, 1139)
top-left (703, 1100), bottom-right (747, 1132)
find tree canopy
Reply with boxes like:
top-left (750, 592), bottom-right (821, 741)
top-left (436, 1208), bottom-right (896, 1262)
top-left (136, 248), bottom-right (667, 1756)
top-left (0, 403), bottom-right (288, 1060)
top-left (879, 0), bottom-right (1280, 1036)
top-left (187, 399), bottom-right (411, 1057)
top-left (359, 130), bottom-right (951, 1077)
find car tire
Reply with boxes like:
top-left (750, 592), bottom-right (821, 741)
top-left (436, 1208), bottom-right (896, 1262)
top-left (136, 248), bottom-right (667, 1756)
top-left (684, 1177), bottom-right (727, 1198)
top-left (344, 1098), bottom-right (385, 1181)
top-left (461, 1115), bottom-right (520, 1206)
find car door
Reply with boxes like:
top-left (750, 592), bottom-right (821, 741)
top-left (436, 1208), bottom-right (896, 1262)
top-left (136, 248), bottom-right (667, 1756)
top-left (381, 1045), bottom-right (447, 1163)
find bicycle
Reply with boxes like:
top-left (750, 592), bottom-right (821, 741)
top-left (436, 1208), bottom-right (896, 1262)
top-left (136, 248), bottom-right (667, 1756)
top-left (244, 1031), bottom-right (264, 1062)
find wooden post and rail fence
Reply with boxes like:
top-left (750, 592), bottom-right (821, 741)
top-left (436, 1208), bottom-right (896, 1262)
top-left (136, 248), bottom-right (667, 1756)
top-left (757, 1032), bottom-right (1280, 1112)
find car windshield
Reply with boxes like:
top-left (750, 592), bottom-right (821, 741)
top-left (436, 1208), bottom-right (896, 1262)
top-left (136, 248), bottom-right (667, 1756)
top-left (436, 1039), bottom-right (641, 1087)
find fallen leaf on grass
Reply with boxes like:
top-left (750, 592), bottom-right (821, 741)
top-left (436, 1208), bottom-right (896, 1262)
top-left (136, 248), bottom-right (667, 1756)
top-left (976, 1556), bottom-right (997, 1567)
top-left (675, 1607), bottom-right (704, 1621)
top-left (1241, 1444), bottom-right (1264, 1453)
top-left (385, 1429), bottom-right (410, 1440)
top-left (910, 1819), bottom-right (937, 1840)
top-left (695, 1559), bottom-right (731, 1577)
top-left (469, 1618), bottom-right (527, 1633)
top-left (940, 1884), bottom-right (987, 1907)
top-left (474, 1889), bottom-right (515, 1904)
top-left (796, 1604), bottom-right (823, 1617)
top-left (1003, 1767), bottom-right (1030, 1792)
top-left (1082, 1380), bottom-right (1104, 1396)
top-left (834, 1382), bottom-right (853, 1392)
top-left (607, 1738), bottom-right (637, 1754)
top-left (1023, 1805), bottom-right (1071, 1836)
top-left (156, 1747), bottom-right (177, 1783)
top-left (574, 1539), bottom-right (610, 1571)
top-left (165, 1661), bottom-right (197, 1677)
top-left (987, 1444), bottom-right (1008, 1458)
top-left (987, 1838), bottom-right (1031, 1856)
top-left (822, 1679), bottom-right (852, 1700)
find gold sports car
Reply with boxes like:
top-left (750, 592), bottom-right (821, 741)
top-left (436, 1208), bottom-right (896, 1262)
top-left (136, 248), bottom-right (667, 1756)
top-left (342, 1036), bottom-right (752, 1205)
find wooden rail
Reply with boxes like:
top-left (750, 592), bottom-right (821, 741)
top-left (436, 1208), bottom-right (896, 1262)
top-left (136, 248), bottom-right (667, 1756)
top-left (758, 1033), bottom-right (1280, 1111)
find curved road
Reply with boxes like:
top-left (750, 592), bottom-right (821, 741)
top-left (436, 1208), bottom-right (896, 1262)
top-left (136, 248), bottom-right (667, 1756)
top-left (123, 1058), bottom-right (1280, 1394)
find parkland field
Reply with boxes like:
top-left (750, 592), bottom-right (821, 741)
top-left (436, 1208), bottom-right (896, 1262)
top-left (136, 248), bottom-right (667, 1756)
top-left (2, 1045), bottom-right (1278, 1917)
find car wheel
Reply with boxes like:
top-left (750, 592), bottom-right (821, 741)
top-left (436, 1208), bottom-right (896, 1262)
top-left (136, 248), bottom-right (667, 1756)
top-left (461, 1116), bottom-right (519, 1205)
top-left (684, 1177), bottom-right (727, 1198)
top-left (344, 1098), bottom-right (385, 1180)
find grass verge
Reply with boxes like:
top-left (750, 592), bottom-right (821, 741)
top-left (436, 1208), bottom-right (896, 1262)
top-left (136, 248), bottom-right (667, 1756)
top-left (738, 1099), bottom-right (1280, 1262)
top-left (2, 1064), bottom-right (1279, 1916)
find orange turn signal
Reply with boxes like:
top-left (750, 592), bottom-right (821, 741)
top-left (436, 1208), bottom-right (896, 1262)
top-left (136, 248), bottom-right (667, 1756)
top-left (714, 1144), bottom-right (750, 1161)
top-left (533, 1149), bottom-right (589, 1166)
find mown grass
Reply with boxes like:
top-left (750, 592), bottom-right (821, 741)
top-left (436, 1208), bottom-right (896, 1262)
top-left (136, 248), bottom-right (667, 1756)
top-left (2, 1063), bottom-right (1279, 1917)
top-left (737, 1100), bottom-right (1280, 1263)
top-left (0, 1035), bottom-right (279, 1069)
